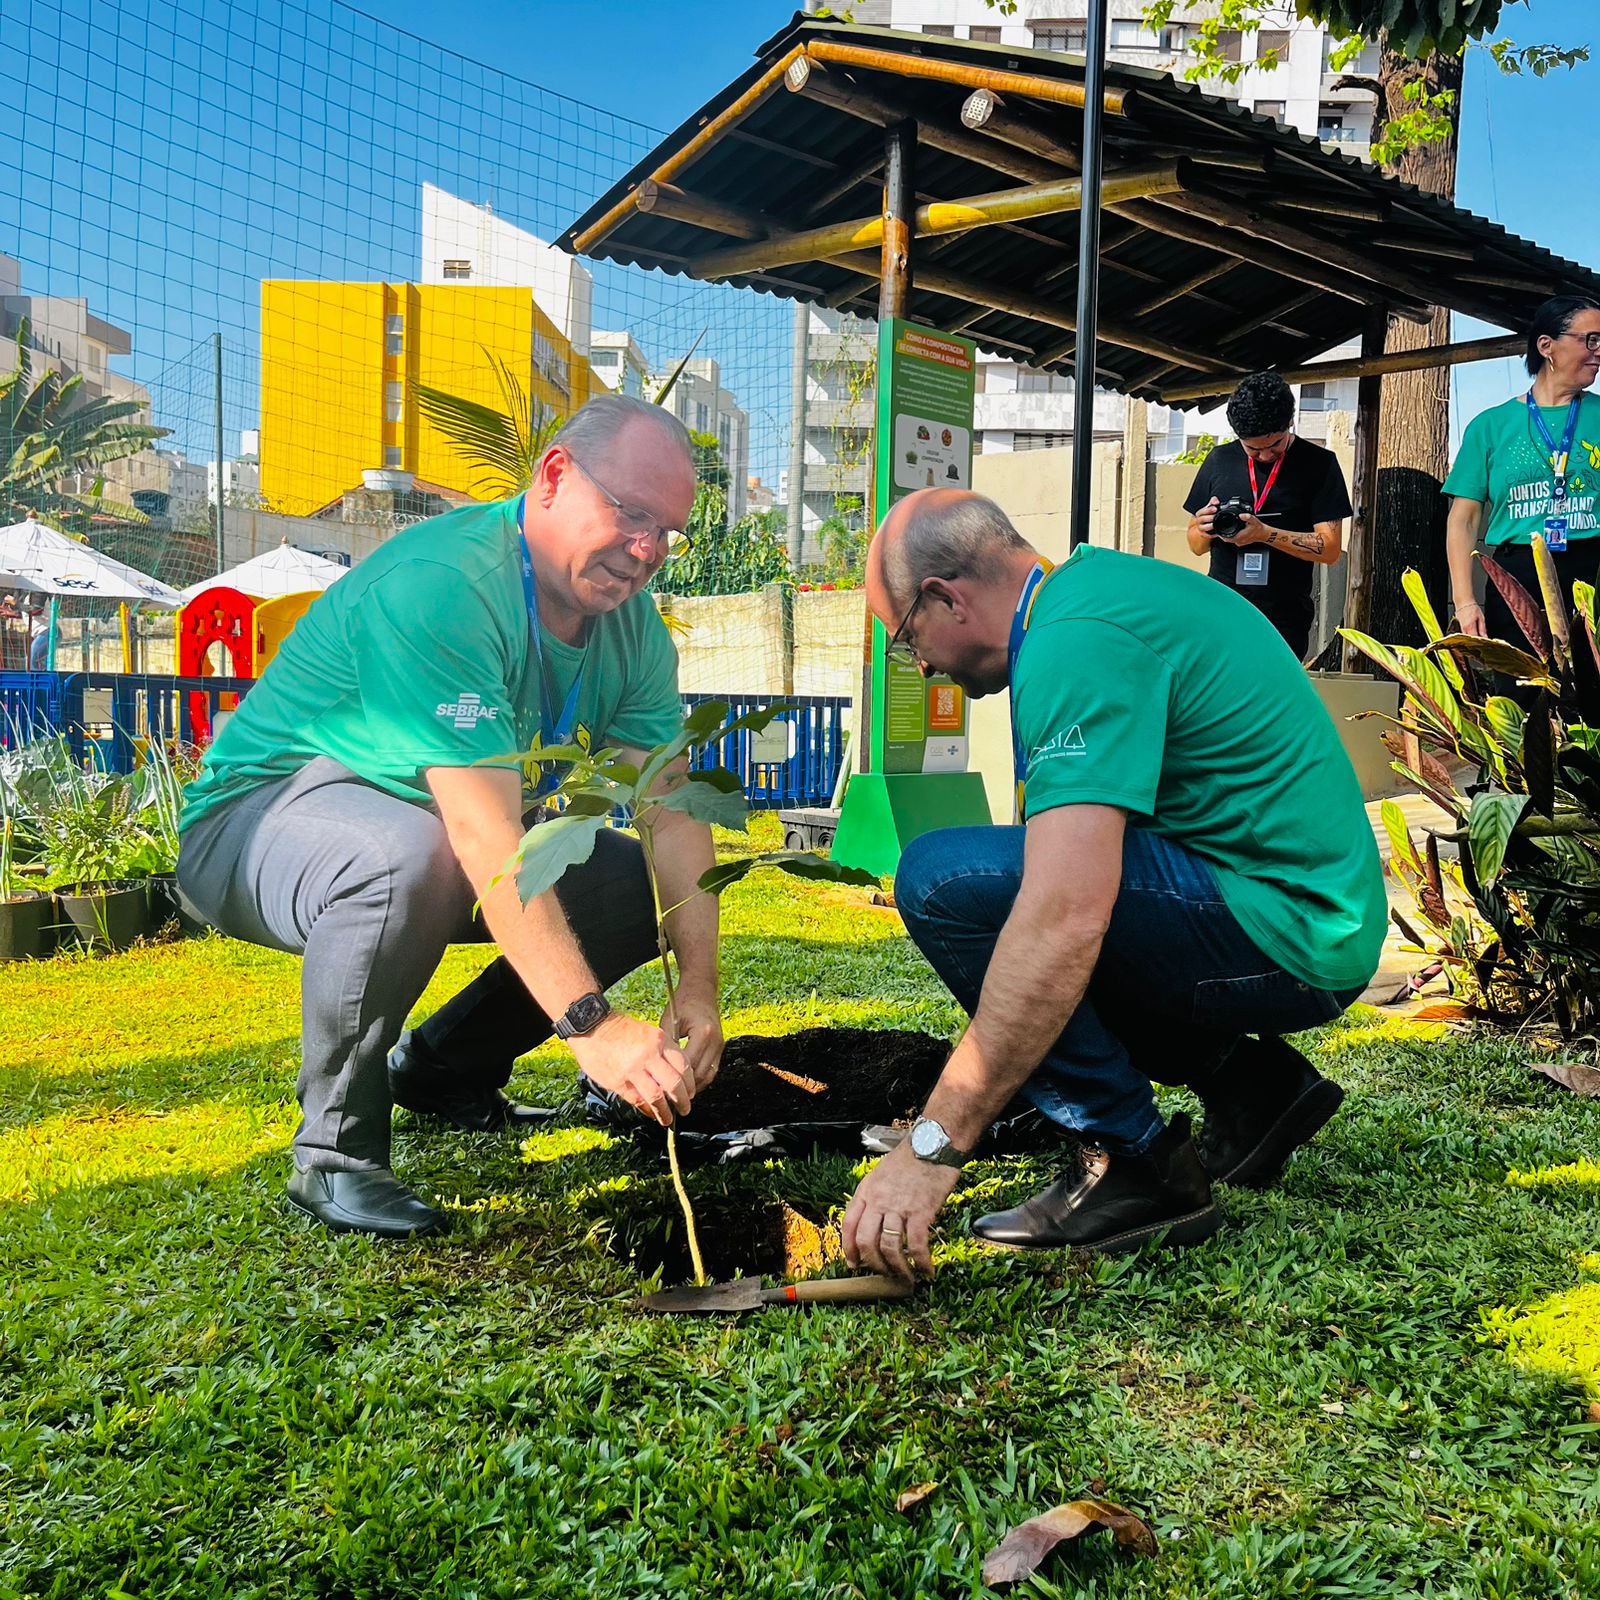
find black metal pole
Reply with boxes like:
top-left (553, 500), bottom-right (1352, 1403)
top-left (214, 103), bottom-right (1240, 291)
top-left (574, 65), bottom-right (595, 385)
top-left (1070, 0), bottom-right (1109, 550)
top-left (213, 331), bottom-right (226, 574)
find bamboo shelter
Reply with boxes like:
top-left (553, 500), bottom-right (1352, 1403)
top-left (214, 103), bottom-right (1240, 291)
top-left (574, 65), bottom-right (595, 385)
top-left (561, 16), bottom-right (1598, 638)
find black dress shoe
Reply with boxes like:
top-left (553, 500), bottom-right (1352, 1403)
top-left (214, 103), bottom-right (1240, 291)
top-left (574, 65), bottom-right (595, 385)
top-left (388, 1032), bottom-right (556, 1133)
top-left (971, 1114), bottom-right (1220, 1255)
top-left (1194, 1036), bottom-right (1344, 1189)
top-left (286, 1167), bottom-right (448, 1239)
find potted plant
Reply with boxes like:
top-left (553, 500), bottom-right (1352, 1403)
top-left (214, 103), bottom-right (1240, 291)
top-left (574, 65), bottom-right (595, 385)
top-left (0, 812), bottom-right (53, 962)
top-left (27, 751), bottom-right (152, 953)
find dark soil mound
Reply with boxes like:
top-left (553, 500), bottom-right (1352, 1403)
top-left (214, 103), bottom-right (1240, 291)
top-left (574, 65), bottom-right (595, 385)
top-left (675, 1027), bottom-right (949, 1134)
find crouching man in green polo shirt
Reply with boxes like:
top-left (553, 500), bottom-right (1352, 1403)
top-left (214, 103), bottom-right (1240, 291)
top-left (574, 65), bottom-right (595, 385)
top-left (177, 395), bottom-right (723, 1238)
top-left (841, 489), bottom-right (1385, 1281)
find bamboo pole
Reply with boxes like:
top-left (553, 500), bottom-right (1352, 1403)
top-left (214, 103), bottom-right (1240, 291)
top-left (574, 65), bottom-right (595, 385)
top-left (1127, 259), bottom-right (1236, 318)
top-left (801, 39), bottom-right (1128, 118)
top-left (1109, 196), bottom-right (1430, 323)
top-left (960, 88), bottom-right (1082, 173)
top-left (118, 602), bottom-right (132, 673)
top-left (1157, 333), bottom-right (1525, 403)
top-left (880, 121), bottom-right (915, 322)
top-left (1149, 188), bottom-right (1511, 330)
top-left (571, 44), bottom-right (807, 255)
top-left (635, 181), bottom-right (770, 240)
top-left (823, 249), bottom-right (1234, 374)
top-left (687, 163), bottom-right (1184, 282)
top-left (789, 63), bottom-right (1062, 185)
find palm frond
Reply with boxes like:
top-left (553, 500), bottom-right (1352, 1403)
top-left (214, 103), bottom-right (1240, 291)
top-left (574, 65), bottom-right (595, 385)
top-left (652, 327), bottom-right (708, 406)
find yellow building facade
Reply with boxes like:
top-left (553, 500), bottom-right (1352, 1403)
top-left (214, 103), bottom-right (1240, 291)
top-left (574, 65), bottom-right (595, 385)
top-left (259, 281), bottom-right (602, 515)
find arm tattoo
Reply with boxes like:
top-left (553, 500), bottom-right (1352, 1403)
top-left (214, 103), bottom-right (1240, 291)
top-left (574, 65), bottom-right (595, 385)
top-left (1270, 528), bottom-right (1327, 555)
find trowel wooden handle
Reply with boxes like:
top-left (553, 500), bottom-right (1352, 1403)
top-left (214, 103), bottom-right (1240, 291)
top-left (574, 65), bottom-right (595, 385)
top-left (767, 1274), bottom-right (915, 1305)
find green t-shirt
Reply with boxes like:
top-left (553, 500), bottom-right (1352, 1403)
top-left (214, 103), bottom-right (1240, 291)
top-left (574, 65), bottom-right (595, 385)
top-left (1011, 546), bottom-right (1385, 991)
top-left (1441, 392), bottom-right (1600, 545)
top-left (181, 498), bottom-right (683, 829)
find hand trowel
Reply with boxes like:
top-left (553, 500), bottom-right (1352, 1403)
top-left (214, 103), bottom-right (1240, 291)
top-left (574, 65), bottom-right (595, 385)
top-left (641, 1273), bottom-right (914, 1315)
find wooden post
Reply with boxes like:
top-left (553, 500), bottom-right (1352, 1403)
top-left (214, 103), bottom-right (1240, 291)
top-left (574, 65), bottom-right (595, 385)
top-left (1070, 0), bottom-right (1110, 552)
top-left (879, 121), bottom-right (914, 322)
top-left (1341, 312), bottom-right (1389, 671)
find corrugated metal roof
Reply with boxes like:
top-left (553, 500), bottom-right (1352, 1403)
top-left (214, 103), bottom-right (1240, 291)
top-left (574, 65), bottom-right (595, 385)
top-left (561, 16), bottom-right (1599, 408)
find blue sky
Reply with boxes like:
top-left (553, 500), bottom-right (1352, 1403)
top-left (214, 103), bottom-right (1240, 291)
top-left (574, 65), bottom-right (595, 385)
top-left (371, 0), bottom-right (1599, 439)
top-left (0, 0), bottom-right (1593, 482)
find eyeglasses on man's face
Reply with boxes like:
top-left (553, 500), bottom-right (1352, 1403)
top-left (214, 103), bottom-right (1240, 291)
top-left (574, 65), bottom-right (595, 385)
top-left (885, 581), bottom-right (934, 667)
top-left (1558, 329), bottom-right (1600, 355)
top-left (565, 449), bottom-right (692, 554)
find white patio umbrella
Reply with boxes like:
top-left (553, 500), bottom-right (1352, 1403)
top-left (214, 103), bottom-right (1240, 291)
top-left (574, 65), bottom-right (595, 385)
top-left (179, 538), bottom-right (349, 601)
top-left (0, 514), bottom-right (181, 672)
top-left (0, 515), bottom-right (183, 608)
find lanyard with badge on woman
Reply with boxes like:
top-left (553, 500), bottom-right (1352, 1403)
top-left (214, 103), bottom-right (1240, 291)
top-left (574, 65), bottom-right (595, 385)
top-left (1526, 393), bottom-right (1580, 552)
top-left (1236, 449), bottom-right (1285, 589)
top-left (515, 494), bottom-right (585, 799)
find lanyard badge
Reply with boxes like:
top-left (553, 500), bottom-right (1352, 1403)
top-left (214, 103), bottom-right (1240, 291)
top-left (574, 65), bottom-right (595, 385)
top-left (1237, 449), bottom-right (1284, 587)
top-left (514, 496), bottom-right (586, 796)
top-left (1527, 393), bottom-right (1581, 552)
top-left (1006, 561), bottom-right (1053, 821)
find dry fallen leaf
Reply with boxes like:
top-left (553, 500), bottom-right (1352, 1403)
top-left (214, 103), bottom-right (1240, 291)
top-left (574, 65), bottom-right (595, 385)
top-left (1414, 1002), bottom-right (1472, 1022)
top-left (981, 1499), bottom-right (1156, 1588)
top-left (1320, 1401), bottom-right (1346, 1415)
top-left (1586, 1401), bottom-right (1600, 1425)
top-left (1528, 1061), bottom-right (1600, 1098)
top-left (895, 1481), bottom-right (939, 1515)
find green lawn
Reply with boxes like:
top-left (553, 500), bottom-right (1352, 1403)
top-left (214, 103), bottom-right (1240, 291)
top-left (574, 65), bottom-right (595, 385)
top-left (3, 817), bottom-right (1599, 1599)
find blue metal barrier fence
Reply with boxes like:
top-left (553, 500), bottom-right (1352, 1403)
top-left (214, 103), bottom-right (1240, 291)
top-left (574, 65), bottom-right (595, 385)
top-left (1, 674), bottom-right (849, 808)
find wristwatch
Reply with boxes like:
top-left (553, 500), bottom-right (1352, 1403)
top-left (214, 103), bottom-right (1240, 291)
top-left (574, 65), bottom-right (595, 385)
top-left (553, 990), bottom-right (612, 1040)
top-left (909, 1118), bottom-right (971, 1169)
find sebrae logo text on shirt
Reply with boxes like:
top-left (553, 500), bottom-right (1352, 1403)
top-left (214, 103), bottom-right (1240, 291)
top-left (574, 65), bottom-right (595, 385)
top-left (436, 692), bottom-right (500, 732)
top-left (1031, 724), bottom-right (1088, 764)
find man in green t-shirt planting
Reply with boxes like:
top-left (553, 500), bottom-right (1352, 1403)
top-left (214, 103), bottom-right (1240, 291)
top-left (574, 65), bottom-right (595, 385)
top-left (840, 490), bottom-right (1385, 1281)
top-left (178, 395), bottom-right (724, 1239)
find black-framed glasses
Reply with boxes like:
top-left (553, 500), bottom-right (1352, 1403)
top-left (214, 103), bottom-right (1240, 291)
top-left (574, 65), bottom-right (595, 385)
top-left (885, 583), bottom-right (930, 667)
top-left (564, 449), bottom-right (691, 553)
top-left (1559, 330), bottom-right (1600, 354)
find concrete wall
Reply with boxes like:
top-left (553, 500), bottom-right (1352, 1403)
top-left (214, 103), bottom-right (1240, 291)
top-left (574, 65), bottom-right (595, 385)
top-left (659, 588), bottom-right (788, 696)
top-left (794, 589), bottom-right (866, 699)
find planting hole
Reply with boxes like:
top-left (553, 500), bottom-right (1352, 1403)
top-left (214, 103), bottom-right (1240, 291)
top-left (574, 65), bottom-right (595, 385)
top-left (609, 1195), bottom-right (840, 1285)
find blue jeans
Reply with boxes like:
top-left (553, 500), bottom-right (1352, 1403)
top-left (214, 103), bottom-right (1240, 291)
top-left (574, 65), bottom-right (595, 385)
top-left (895, 825), bottom-right (1362, 1154)
top-left (28, 630), bottom-right (48, 670)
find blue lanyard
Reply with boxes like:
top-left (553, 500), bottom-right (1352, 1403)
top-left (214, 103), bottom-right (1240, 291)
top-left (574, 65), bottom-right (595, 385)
top-left (514, 496), bottom-right (585, 785)
top-left (1007, 562), bottom-right (1052, 820)
top-left (1526, 393), bottom-right (1581, 502)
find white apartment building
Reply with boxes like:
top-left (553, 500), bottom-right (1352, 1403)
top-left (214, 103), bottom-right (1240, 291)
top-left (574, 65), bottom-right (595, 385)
top-left (789, 4), bottom-right (1371, 521)
top-left (0, 252), bottom-right (150, 417)
top-left (659, 356), bottom-right (751, 523)
top-left (589, 330), bottom-right (651, 399)
top-left (419, 183), bottom-right (594, 348)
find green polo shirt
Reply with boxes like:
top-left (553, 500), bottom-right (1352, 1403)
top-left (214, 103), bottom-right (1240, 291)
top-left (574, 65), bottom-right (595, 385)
top-left (181, 498), bottom-right (682, 829)
top-left (1442, 392), bottom-right (1600, 545)
top-left (1011, 546), bottom-right (1385, 991)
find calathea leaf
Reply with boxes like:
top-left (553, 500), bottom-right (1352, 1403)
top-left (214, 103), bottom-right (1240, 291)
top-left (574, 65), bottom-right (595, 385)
top-left (1467, 791), bottom-right (1530, 885)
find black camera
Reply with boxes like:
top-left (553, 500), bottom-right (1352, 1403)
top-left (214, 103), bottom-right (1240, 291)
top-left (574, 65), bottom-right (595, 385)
top-left (1211, 496), bottom-right (1252, 540)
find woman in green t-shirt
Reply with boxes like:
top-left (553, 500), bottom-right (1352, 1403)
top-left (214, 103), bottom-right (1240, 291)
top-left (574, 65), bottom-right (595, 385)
top-left (1443, 294), bottom-right (1600, 643)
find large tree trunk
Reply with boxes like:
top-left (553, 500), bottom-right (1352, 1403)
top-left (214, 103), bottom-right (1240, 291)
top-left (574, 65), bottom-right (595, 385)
top-left (1345, 47), bottom-right (1463, 659)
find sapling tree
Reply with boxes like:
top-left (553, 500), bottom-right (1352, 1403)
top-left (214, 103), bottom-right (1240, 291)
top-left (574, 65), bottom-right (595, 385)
top-left (500, 700), bottom-right (877, 1283)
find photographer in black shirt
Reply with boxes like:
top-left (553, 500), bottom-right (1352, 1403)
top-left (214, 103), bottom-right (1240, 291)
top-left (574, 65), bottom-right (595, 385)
top-left (1183, 373), bottom-right (1352, 661)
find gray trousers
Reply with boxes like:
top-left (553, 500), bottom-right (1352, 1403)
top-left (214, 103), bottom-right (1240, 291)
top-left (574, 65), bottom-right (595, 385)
top-left (177, 757), bottom-right (656, 1172)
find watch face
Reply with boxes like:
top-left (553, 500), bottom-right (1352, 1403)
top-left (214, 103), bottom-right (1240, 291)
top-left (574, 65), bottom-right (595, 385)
top-left (569, 993), bottom-right (608, 1032)
top-left (911, 1119), bottom-right (947, 1160)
